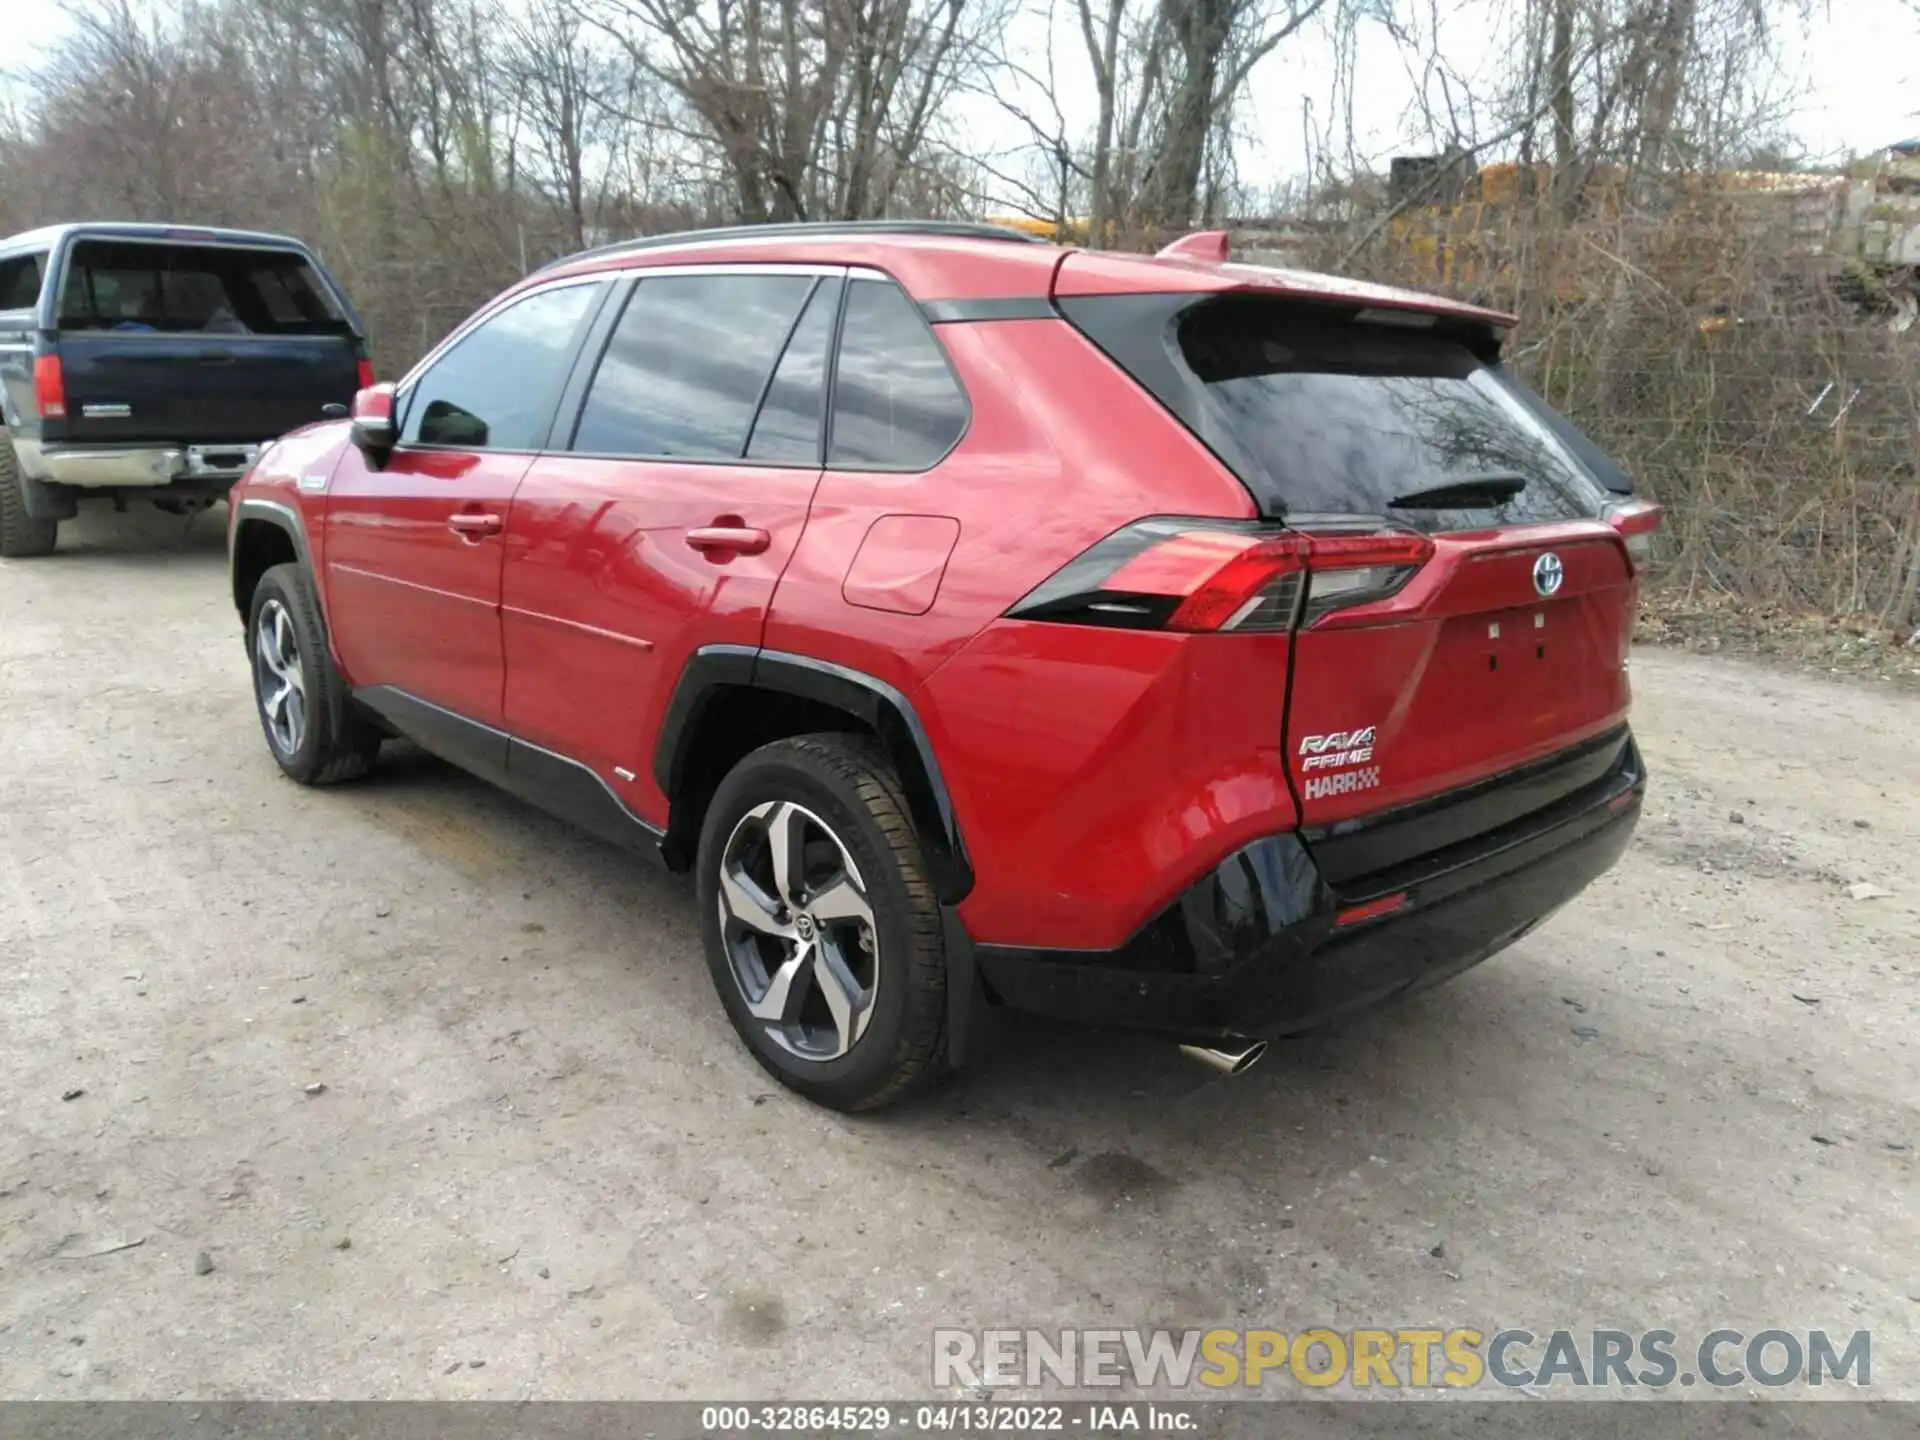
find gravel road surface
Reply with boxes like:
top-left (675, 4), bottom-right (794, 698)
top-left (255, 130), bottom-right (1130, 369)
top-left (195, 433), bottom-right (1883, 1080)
top-left (2, 509), bottom-right (1914, 1400)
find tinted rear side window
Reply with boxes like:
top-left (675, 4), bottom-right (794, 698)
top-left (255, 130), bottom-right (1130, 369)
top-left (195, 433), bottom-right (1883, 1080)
top-left (403, 282), bottom-right (602, 451)
top-left (1063, 293), bottom-right (1617, 530)
top-left (56, 240), bottom-right (349, 336)
top-left (574, 274), bottom-right (815, 460)
top-left (828, 279), bottom-right (967, 469)
top-left (0, 253), bottom-right (44, 310)
top-left (746, 278), bottom-right (842, 465)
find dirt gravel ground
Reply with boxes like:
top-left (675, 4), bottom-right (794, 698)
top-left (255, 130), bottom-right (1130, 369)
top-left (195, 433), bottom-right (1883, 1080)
top-left (1, 508), bottom-right (1915, 1402)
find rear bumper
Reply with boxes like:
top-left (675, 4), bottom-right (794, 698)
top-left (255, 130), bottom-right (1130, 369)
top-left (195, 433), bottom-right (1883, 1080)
top-left (15, 438), bottom-right (262, 489)
top-left (974, 734), bottom-right (1645, 1040)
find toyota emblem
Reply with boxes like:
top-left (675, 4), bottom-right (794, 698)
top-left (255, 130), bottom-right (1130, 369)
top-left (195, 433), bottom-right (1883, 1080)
top-left (1532, 552), bottom-right (1564, 597)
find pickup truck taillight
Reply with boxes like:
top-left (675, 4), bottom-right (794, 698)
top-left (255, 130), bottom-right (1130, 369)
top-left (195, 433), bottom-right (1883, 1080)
top-left (1005, 519), bottom-right (1433, 633)
top-left (1605, 498), bottom-right (1664, 572)
top-left (34, 356), bottom-right (66, 419)
top-left (357, 359), bottom-right (376, 390)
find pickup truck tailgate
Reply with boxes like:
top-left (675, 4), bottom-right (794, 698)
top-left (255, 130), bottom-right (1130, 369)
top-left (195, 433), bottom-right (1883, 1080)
top-left (56, 333), bottom-right (359, 444)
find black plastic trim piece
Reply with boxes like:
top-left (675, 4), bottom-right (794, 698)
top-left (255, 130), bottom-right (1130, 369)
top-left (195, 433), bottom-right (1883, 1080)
top-left (354, 686), bottom-right (663, 851)
top-left (1302, 724), bottom-right (1634, 891)
top-left (354, 686), bottom-right (510, 784)
top-left (542, 275), bottom-right (627, 452)
top-left (229, 497), bottom-right (313, 615)
top-left (974, 797), bottom-right (1640, 1041)
top-left (504, 736), bottom-right (665, 851)
top-left (941, 905), bottom-right (987, 1069)
top-left (651, 643), bottom-right (763, 799)
top-left (753, 651), bottom-right (969, 898)
top-left (17, 473), bottom-right (77, 521)
top-left (652, 645), bottom-right (974, 903)
top-left (920, 296), bottom-right (1059, 324)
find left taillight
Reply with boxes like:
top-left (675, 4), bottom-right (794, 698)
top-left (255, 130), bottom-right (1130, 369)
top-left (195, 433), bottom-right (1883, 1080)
top-left (1605, 497), bottom-right (1663, 571)
top-left (356, 358), bottom-right (376, 390)
top-left (33, 355), bottom-right (65, 419)
top-left (1006, 518), bottom-right (1433, 633)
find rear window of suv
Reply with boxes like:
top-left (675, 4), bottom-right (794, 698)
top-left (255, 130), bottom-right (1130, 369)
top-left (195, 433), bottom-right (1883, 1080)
top-left (1060, 292), bottom-right (1622, 531)
top-left (56, 239), bottom-right (350, 336)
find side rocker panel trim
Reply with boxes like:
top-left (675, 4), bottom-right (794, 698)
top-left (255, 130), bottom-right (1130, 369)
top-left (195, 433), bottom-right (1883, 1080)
top-left (356, 685), bottom-right (663, 851)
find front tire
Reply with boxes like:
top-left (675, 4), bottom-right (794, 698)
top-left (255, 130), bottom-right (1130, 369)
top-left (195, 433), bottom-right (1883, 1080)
top-left (248, 563), bottom-right (381, 785)
top-left (0, 439), bottom-right (58, 557)
top-left (697, 734), bottom-right (949, 1112)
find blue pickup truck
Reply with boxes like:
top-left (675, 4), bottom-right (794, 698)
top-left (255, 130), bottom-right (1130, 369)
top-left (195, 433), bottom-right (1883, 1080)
top-left (0, 223), bottom-right (370, 555)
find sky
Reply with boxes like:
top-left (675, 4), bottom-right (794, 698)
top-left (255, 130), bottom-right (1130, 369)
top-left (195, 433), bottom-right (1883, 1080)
top-left (8, 0), bottom-right (1917, 185)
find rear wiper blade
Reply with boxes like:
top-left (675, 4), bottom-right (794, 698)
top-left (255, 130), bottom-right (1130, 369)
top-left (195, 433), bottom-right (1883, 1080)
top-left (1388, 472), bottom-right (1527, 509)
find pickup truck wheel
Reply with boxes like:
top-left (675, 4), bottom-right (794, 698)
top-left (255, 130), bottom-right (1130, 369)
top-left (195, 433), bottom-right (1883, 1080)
top-left (248, 563), bottom-right (381, 785)
top-left (697, 734), bottom-right (949, 1112)
top-left (0, 440), bottom-right (59, 557)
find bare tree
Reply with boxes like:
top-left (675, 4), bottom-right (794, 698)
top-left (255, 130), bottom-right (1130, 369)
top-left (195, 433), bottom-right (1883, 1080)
top-left (590, 0), bottom-right (999, 221)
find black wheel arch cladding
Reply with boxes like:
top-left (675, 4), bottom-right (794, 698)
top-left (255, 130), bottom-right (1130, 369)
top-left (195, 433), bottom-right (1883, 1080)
top-left (655, 646), bottom-right (974, 905)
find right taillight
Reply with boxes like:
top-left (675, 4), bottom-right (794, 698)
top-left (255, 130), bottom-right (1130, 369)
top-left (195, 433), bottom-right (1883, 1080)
top-left (1605, 498), bottom-right (1663, 571)
top-left (1005, 518), bottom-right (1433, 633)
top-left (33, 355), bottom-right (65, 419)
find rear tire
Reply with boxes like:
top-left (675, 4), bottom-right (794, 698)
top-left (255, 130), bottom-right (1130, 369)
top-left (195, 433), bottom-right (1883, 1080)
top-left (248, 563), bottom-right (381, 785)
top-left (0, 438), bottom-right (58, 557)
top-left (697, 734), bottom-right (949, 1112)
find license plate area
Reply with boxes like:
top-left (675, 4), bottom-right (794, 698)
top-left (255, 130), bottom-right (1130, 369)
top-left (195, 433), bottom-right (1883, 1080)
top-left (185, 444), bottom-right (261, 478)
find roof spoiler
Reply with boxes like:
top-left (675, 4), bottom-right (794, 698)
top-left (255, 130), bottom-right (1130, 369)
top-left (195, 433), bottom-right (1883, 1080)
top-left (1156, 231), bottom-right (1231, 262)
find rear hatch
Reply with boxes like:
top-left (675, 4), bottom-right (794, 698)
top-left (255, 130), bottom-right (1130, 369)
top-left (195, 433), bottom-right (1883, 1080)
top-left (51, 237), bottom-right (362, 445)
top-left (1057, 280), bottom-right (1643, 863)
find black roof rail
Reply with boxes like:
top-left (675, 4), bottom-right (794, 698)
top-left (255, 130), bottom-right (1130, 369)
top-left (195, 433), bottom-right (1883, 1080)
top-left (534, 219), bottom-right (1045, 274)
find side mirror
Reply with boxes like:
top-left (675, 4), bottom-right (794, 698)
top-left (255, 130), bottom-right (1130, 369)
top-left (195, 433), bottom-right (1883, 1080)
top-left (349, 383), bottom-right (398, 465)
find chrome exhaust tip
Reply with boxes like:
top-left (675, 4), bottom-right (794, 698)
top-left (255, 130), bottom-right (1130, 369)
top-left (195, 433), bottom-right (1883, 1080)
top-left (1179, 1040), bottom-right (1268, 1076)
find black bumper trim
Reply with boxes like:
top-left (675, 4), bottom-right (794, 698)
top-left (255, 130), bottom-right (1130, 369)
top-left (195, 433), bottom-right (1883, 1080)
top-left (1304, 723), bottom-right (1633, 891)
top-left (975, 738), bottom-right (1645, 1040)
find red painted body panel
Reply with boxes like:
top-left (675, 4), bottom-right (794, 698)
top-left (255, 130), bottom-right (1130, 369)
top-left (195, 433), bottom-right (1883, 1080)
top-left (1284, 526), bottom-right (1635, 827)
top-left (324, 444), bottom-right (527, 726)
top-left (919, 624), bottom-right (1298, 949)
top-left (499, 454), bottom-right (821, 824)
top-left (760, 317), bottom-right (1252, 698)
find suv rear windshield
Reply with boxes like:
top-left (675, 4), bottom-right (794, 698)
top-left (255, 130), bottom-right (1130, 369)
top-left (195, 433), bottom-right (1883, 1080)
top-left (1061, 293), bottom-right (1623, 530)
top-left (56, 239), bottom-right (350, 337)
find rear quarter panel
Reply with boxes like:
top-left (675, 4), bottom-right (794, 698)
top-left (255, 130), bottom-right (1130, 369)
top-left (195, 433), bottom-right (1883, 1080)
top-left (761, 315), bottom-right (1255, 698)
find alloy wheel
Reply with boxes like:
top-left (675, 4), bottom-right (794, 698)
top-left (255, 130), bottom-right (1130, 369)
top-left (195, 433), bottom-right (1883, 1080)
top-left (255, 598), bottom-right (307, 757)
top-left (717, 800), bottom-right (879, 1061)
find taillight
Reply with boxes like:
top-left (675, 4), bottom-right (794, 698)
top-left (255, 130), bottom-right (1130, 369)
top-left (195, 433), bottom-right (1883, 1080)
top-left (1293, 528), bottom-right (1435, 626)
top-left (1006, 518), bottom-right (1433, 633)
top-left (34, 355), bottom-right (65, 419)
top-left (1605, 498), bottom-right (1663, 571)
top-left (356, 358), bottom-right (376, 390)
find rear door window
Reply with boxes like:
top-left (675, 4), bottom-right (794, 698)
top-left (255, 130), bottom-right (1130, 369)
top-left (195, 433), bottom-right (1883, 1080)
top-left (572, 273), bottom-right (816, 460)
top-left (828, 279), bottom-right (968, 469)
top-left (746, 278), bottom-right (842, 465)
top-left (56, 240), bottom-right (350, 336)
top-left (0, 253), bottom-right (44, 311)
top-left (402, 282), bottom-right (603, 451)
top-left (1063, 293), bottom-right (1617, 530)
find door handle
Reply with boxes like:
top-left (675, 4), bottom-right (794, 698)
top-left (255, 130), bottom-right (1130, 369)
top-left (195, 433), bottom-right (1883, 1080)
top-left (686, 525), bottom-right (771, 557)
top-left (448, 511), bottom-right (503, 539)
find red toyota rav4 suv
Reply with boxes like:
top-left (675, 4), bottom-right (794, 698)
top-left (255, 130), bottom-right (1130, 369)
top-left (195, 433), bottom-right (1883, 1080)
top-left (228, 221), bottom-right (1655, 1111)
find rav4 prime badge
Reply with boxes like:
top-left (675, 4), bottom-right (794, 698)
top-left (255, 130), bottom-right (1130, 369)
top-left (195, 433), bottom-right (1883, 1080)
top-left (1299, 726), bottom-right (1382, 802)
top-left (1299, 726), bottom-right (1376, 771)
